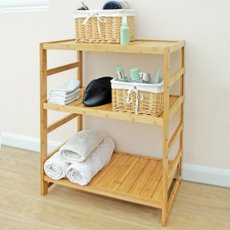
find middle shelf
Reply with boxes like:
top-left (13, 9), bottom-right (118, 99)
top-left (43, 89), bottom-right (183, 126)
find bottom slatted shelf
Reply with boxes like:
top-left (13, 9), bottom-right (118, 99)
top-left (44, 152), bottom-right (176, 209)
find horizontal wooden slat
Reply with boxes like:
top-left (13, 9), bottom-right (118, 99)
top-left (168, 123), bottom-right (183, 153)
top-left (47, 114), bottom-right (78, 133)
top-left (42, 39), bottom-right (185, 55)
top-left (169, 68), bottom-right (185, 88)
top-left (46, 141), bottom-right (66, 160)
top-left (169, 96), bottom-right (183, 120)
top-left (47, 62), bottom-right (79, 76)
top-left (168, 150), bottom-right (182, 190)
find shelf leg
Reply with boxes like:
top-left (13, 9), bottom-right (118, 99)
top-left (178, 46), bottom-right (185, 177)
top-left (40, 44), bottom-right (48, 196)
top-left (161, 50), bottom-right (170, 226)
top-left (77, 51), bottom-right (83, 132)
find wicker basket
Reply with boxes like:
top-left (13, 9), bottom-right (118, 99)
top-left (73, 9), bottom-right (135, 44)
top-left (111, 79), bottom-right (164, 116)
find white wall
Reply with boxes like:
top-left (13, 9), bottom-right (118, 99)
top-left (1, 1), bottom-right (230, 177)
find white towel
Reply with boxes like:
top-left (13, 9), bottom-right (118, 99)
top-left (48, 92), bottom-right (80, 105)
top-left (60, 130), bottom-right (104, 163)
top-left (66, 137), bottom-right (115, 186)
top-left (49, 80), bottom-right (80, 95)
top-left (49, 88), bottom-right (80, 99)
top-left (44, 151), bottom-right (70, 180)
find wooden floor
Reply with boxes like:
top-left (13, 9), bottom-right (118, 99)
top-left (0, 146), bottom-right (230, 230)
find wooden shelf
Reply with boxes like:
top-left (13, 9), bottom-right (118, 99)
top-left (42, 39), bottom-right (185, 54)
top-left (40, 38), bottom-right (185, 226)
top-left (43, 90), bottom-right (182, 126)
top-left (44, 152), bottom-right (177, 209)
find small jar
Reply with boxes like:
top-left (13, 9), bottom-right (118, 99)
top-left (140, 72), bottom-right (151, 83)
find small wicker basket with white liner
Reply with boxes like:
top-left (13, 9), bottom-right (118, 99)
top-left (73, 9), bottom-right (135, 44)
top-left (111, 79), bottom-right (164, 116)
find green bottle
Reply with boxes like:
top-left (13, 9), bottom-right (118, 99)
top-left (120, 16), bottom-right (130, 45)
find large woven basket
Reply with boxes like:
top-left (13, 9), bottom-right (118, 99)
top-left (111, 79), bottom-right (164, 116)
top-left (73, 9), bottom-right (135, 44)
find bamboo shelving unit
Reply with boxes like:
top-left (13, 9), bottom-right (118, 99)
top-left (40, 39), bottom-right (185, 226)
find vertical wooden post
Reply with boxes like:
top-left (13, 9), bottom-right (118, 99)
top-left (40, 44), bottom-right (48, 196)
top-left (178, 46), bottom-right (185, 177)
top-left (162, 49), bottom-right (170, 226)
top-left (77, 51), bottom-right (83, 132)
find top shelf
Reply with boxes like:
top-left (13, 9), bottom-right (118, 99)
top-left (42, 39), bottom-right (185, 54)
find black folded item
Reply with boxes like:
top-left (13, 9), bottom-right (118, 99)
top-left (83, 76), bottom-right (113, 107)
top-left (103, 1), bottom-right (123, 10)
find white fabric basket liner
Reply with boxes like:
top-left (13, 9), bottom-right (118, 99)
top-left (111, 79), bottom-right (164, 93)
top-left (73, 9), bottom-right (135, 18)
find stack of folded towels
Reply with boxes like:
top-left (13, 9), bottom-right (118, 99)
top-left (48, 80), bottom-right (81, 105)
top-left (44, 130), bottom-right (115, 186)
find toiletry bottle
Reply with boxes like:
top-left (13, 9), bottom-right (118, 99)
top-left (120, 16), bottom-right (130, 45)
top-left (116, 65), bottom-right (124, 79)
top-left (154, 66), bottom-right (162, 83)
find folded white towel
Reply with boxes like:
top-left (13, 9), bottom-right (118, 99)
top-left (48, 92), bottom-right (80, 105)
top-left (48, 96), bottom-right (80, 105)
top-left (44, 151), bottom-right (70, 180)
top-left (49, 88), bottom-right (80, 99)
top-left (60, 130), bottom-right (104, 163)
top-left (50, 80), bottom-right (80, 95)
top-left (66, 137), bottom-right (115, 186)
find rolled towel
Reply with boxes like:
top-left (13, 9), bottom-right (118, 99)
top-left (66, 137), bottom-right (115, 186)
top-left (49, 80), bottom-right (80, 96)
top-left (44, 151), bottom-right (70, 180)
top-left (60, 130), bottom-right (104, 163)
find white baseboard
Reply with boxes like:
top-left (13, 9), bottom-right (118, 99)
top-left (1, 132), bottom-right (230, 188)
top-left (182, 163), bottom-right (230, 188)
top-left (1, 131), bottom-right (61, 153)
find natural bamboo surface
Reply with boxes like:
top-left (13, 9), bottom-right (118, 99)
top-left (43, 152), bottom-right (179, 209)
top-left (43, 90), bottom-right (181, 126)
top-left (40, 41), bottom-right (185, 226)
top-left (1, 146), bottom-right (230, 230)
top-left (42, 39), bottom-right (185, 54)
